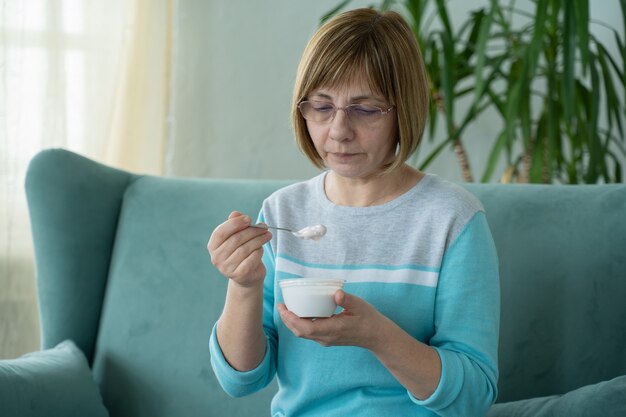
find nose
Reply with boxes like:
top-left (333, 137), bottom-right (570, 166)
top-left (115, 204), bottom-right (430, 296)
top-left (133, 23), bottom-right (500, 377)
top-left (328, 108), bottom-right (353, 142)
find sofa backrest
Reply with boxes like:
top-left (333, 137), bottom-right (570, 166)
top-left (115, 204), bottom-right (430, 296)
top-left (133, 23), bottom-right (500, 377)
top-left (90, 176), bottom-right (286, 416)
top-left (465, 183), bottom-right (626, 401)
top-left (26, 149), bottom-right (626, 416)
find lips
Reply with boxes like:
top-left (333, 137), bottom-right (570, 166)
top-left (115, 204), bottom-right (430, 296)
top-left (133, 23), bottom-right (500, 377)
top-left (328, 152), bottom-right (358, 159)
top-left (327, 150), bottom-right (360, 156)
top-left (325, 152), bottom-right (363, 165)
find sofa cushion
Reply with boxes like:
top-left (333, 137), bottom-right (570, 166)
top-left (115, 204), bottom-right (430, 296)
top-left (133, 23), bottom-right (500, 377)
top-left (0, 340), bottom-right (109, 417)
top-left (487, 375), bottom-right (626, 417)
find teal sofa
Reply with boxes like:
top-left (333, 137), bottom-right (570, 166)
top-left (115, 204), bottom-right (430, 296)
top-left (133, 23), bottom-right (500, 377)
top-left (2, 148), bottom-right (625, 416)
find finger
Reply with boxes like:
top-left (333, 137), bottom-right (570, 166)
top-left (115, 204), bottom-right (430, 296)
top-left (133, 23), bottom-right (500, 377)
top-left (208, 214), bottom-right (253, 252)
top-left (278, 303), bottom-right (298, 322)
top-left (278, 304), bottom-right (299, 334)
top-left (277, 303), bottom-right (289, 315)
top-left (279, 306), bottom-right (341, 348)
top-left (218, 230), bottom-right (272, 275)
top-left (209, 228), bottom-right (269, 277)
top-left (226, 222), bottom-right (271, 250)
top-left (223, 226), bottom-right (272, 261)
top-left (228, 211), bottom-right (243, 219)
top-left (278, 304), bottom-right (316, 338)
top-left (335, 289), bottom-right (358, 310)
top-left (230, 246), bottom-right (265, 278)
top-left (334, 289), bottom-right (345, 306)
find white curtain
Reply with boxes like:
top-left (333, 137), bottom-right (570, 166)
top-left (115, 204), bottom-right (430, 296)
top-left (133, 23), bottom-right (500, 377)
top-left (0, 0), bottom-right (173, 358)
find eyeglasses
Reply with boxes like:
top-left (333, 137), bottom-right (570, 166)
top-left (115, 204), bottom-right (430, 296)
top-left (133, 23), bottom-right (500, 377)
top-left (298, 100), bottom-right (394, 126)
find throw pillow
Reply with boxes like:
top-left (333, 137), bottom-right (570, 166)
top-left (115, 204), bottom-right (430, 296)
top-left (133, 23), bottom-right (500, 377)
top-left (487, 375), bottom-right (626, 417)
top-left (0, 339), bottom-right (109, 417)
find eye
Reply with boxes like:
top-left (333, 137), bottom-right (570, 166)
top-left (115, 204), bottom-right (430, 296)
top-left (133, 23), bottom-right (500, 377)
top-left (310, 101), bottom-right (334, 113)
top-left (350, 105), bottom-right (380, 116)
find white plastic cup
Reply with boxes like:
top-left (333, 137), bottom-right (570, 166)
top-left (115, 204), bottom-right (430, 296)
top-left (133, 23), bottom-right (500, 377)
top-left (279, 278), bottom-right (345, 318)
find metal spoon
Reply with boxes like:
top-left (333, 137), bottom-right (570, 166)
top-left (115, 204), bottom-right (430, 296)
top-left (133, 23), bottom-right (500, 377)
top-left (252, 224), bottom-right (327, 240)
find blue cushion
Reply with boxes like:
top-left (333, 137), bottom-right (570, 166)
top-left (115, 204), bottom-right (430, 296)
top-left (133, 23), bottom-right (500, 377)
top-left (487, 375), bottom-right (626, 417)
top-left (0, 340), bottom-right (109, 417)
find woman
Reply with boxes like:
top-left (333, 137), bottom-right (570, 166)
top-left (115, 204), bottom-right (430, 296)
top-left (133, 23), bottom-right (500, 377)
top-left (208, 8), bottom-right (499, 417)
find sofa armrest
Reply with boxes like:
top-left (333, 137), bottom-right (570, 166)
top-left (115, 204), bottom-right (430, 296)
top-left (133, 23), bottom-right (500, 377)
top-left (25, 148), bottom-right (136, 363)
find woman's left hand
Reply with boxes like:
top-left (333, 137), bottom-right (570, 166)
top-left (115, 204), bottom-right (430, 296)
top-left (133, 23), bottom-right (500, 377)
top-left (279, 289), bottom-right (442, 399)
top-left (278, 290), bottom-right (385, 349)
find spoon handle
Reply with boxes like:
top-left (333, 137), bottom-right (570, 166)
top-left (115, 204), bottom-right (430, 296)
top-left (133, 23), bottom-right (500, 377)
top-left (250, 224), bottom-right (293, 233)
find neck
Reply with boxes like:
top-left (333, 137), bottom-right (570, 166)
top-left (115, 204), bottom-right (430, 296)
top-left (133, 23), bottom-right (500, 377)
top-left (325, 165), bottom-right (423, 207)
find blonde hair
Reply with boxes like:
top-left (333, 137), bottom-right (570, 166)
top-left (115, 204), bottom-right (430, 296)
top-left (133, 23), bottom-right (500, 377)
top-left (292, 8), bottom-right (430, 174)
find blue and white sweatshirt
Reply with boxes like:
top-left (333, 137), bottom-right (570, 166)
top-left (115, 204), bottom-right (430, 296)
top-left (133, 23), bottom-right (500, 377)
top-left (210, 172), bottom-right (500, 417)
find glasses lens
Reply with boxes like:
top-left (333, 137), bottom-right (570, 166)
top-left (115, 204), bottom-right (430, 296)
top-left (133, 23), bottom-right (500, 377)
top-left (299, 101), bottom-right (334, 122)
top-left (345, 104), bottom-right (384, 124)
top-left (298, 101), bottom-right (391, 125)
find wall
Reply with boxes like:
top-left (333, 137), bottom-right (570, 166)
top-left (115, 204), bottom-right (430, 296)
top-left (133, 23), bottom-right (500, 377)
top-left (167, 0), bottom-right (342, 180)
top-left (168, 0), bottom-right (624, 183)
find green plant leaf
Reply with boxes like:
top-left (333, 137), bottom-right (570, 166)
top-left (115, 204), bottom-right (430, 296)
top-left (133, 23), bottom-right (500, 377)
top-left (577, 88), bottom-right (600, 183)
top-left (546, 66), bottom-right (562, 183)
top-left (434, 0), bottom-right (454, 38)
top-left (439, 31), bottom-right (456, 136)
top-left (473, 6), bottom-right (495, 102)
top-left (609, 129), bottom-right (626, 158)
top-left (573, 0), bottom-right (590, 75)
top-left (614, 31), bottom-right (626, 108)
top-left (505, 83), bottom-right (521, 155)
top-left (610, 151), bottom-right (623, 182)
top-left (589, 54), bottom-right (601, 167)
top-left (426, 37), bottom-right (441, 87)
top-left (519, 78), bottom-right (532, 151)
top-left (486, 91), bottom-right (505, 119)
top-left (582, 56), bottom-right (602, 182)
top-left (428, 95), bottom-right (439, 140)
top-left (492, 0), bottom-right (512, 34)
top-left (593, 35), bottom-right (625, 91)
top-left (481, 129), bottom-right (508, 182)
top-left (530, 109), bottom-right (548, 183)
top-left (597, 43), bottom-right (624, 140)
top-left (562, 0), bottom-right (576, 121)
top-left (457, 11), bottom-right (484, 75)
top-left (502, 0), bottom-right (549, 177)
top-left (418, 136), bottom-right (454, 170)
top-left (526, 0), bottom-right (549, 80)
top-left (404, 0), bottom-right (428, 39)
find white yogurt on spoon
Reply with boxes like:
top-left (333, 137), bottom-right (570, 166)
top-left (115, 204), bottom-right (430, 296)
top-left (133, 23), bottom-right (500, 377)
top-left (293, 224), bottom-right (327, 241)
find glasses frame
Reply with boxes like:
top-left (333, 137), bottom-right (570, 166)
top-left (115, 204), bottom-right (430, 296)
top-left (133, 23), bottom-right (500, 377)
top-left (297, 100), bottom-right (395, 125)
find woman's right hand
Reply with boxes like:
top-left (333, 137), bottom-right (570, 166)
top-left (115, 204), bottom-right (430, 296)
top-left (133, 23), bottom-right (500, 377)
top-left (207, 211), bottom-right (272, 289)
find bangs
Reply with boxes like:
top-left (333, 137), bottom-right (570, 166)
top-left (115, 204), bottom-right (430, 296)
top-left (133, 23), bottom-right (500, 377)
top-left (299, 32), bottom-right (393, 102)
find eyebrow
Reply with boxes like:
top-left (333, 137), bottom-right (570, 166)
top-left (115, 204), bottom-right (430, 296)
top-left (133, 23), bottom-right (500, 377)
top-left (310, 92), bottom-right (382, 102)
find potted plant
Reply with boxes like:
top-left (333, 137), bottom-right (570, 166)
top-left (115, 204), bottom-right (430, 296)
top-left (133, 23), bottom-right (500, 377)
top-left (322, 0), bottom-right (625, 183)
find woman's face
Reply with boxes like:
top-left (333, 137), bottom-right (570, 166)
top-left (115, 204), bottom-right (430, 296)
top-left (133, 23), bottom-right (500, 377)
top-left (305, 77), bottom-right (398, 181)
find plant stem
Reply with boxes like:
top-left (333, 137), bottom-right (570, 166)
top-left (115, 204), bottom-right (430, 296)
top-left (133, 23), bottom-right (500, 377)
top-left (453, 139), bottom-right (474, 182)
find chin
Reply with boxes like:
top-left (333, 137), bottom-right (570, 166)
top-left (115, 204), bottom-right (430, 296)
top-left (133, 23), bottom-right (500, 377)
top-left (327, 165), bottom-right (375, 180)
